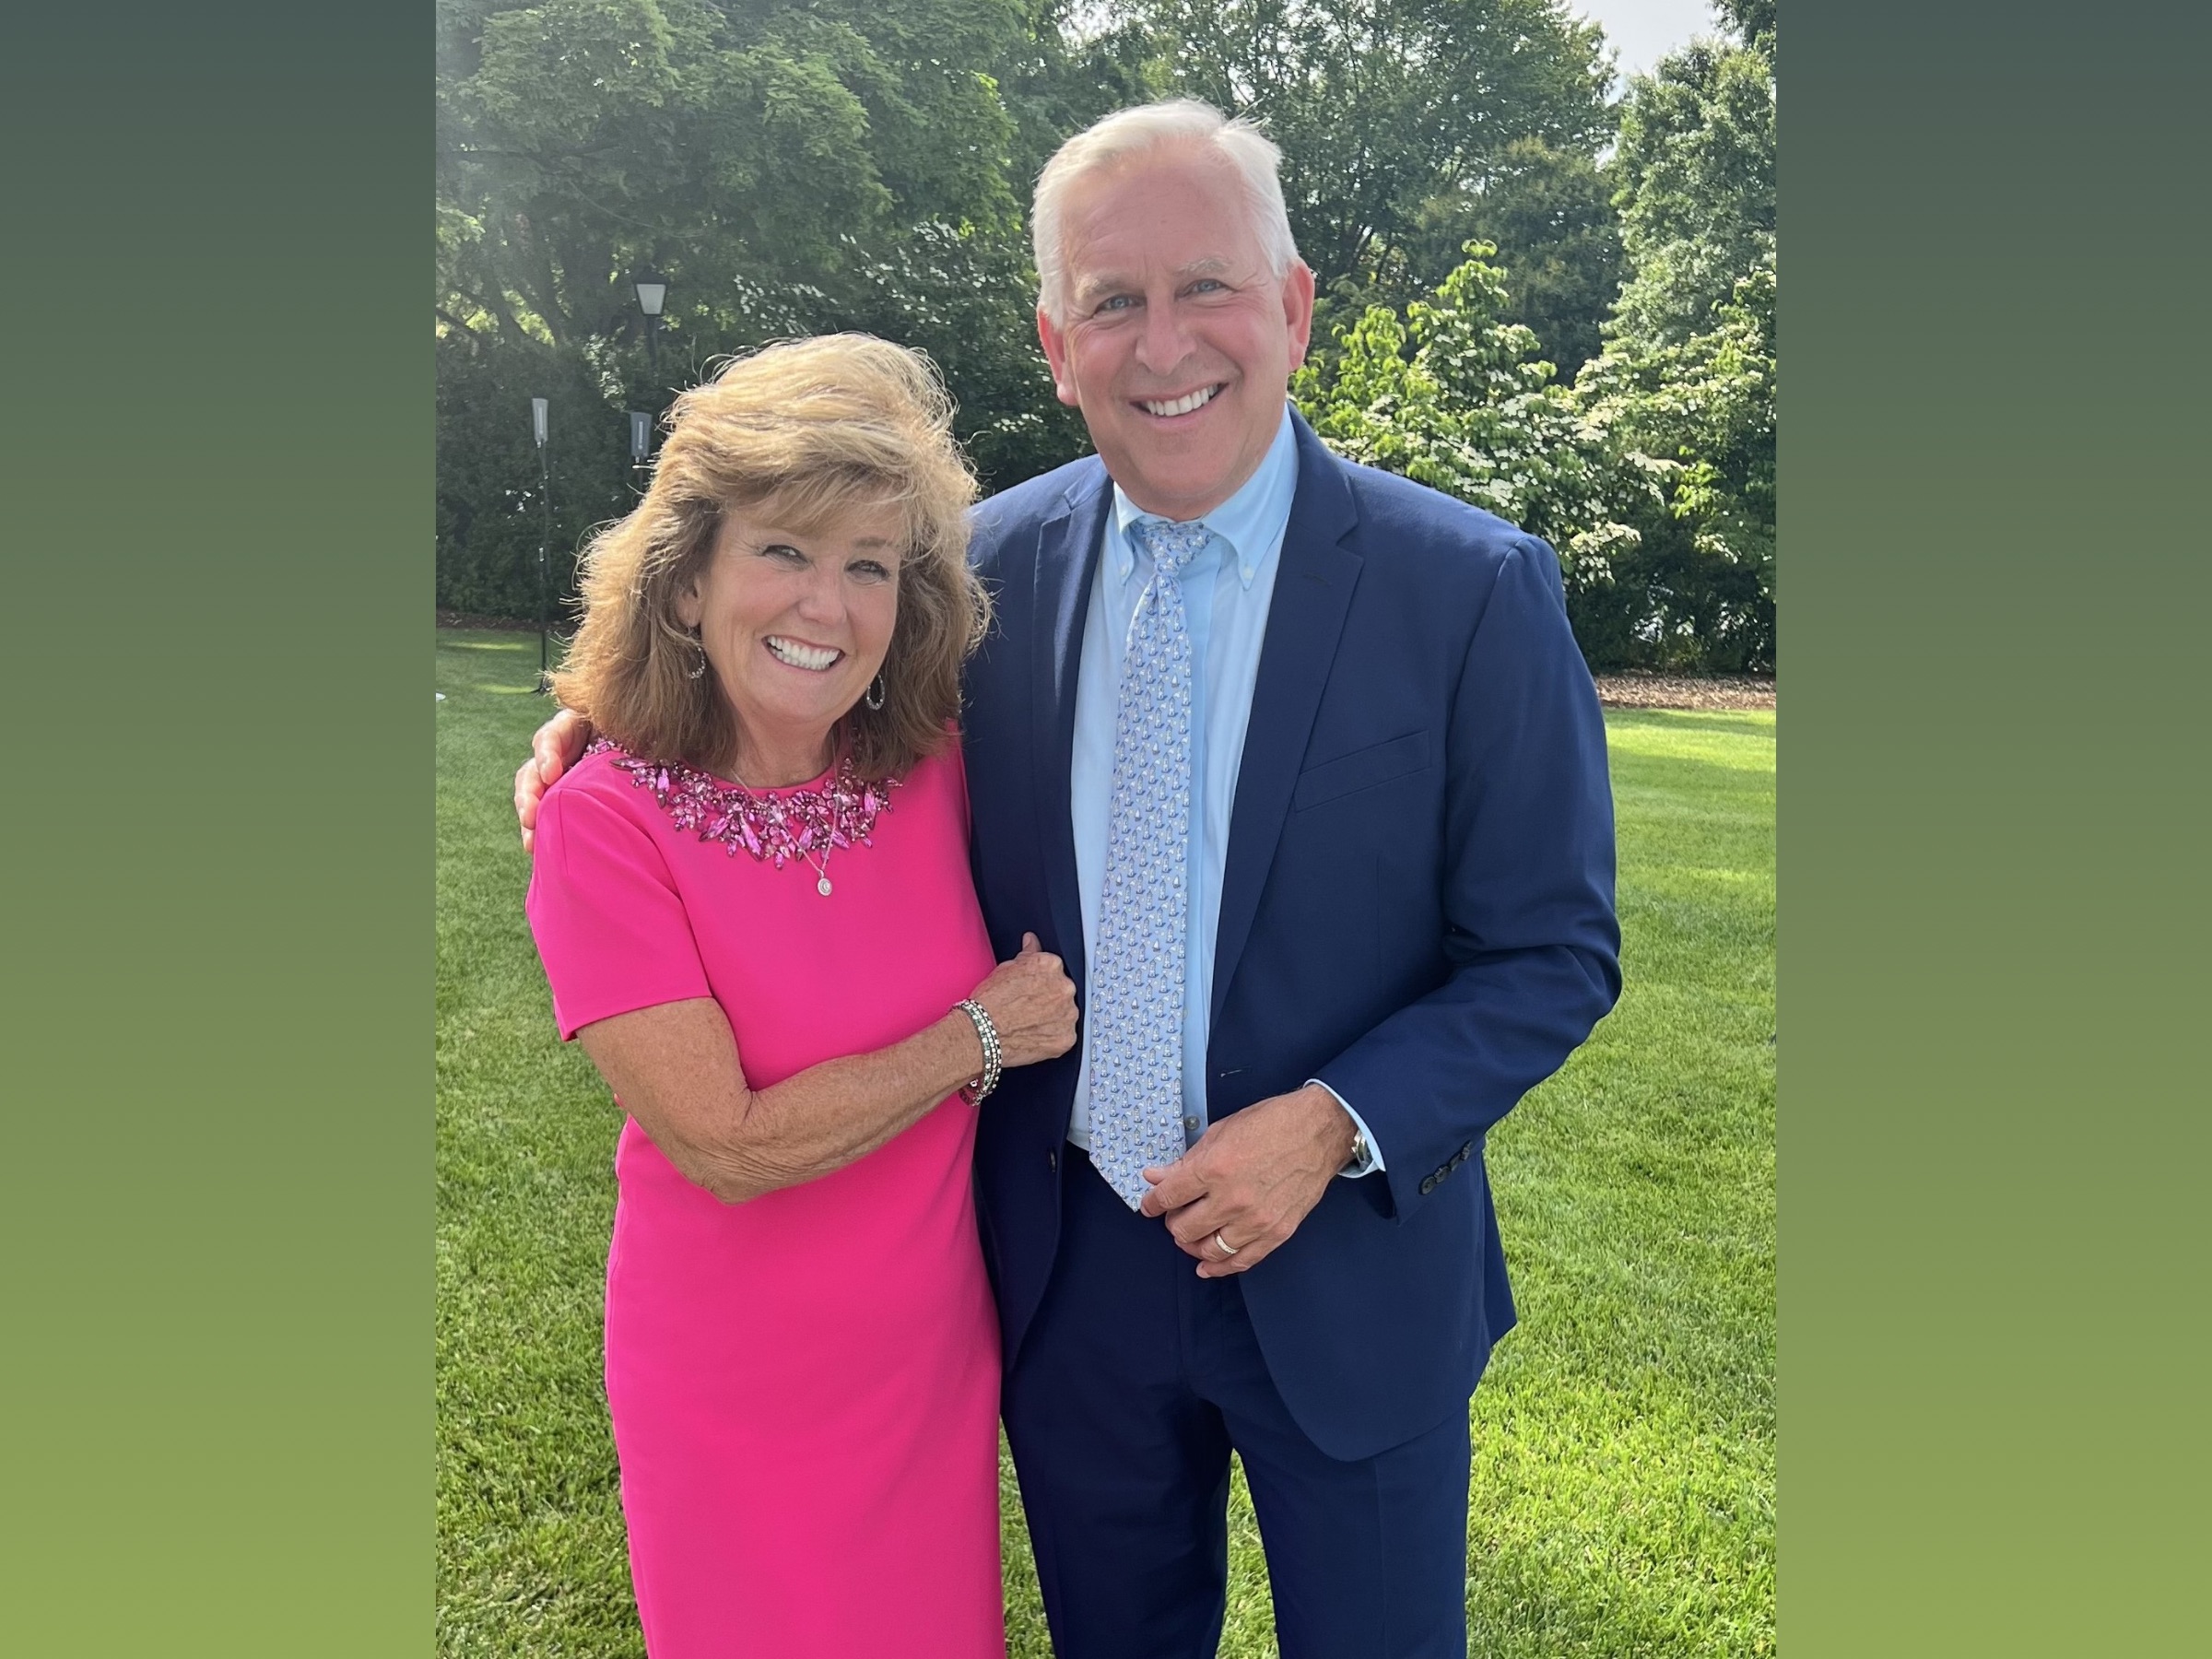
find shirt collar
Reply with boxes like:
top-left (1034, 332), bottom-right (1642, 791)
top-left (1108, 404), bottom-right (1300, 592)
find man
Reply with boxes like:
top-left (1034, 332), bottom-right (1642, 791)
top-left (519, 100), bottom-right (1618, 1659)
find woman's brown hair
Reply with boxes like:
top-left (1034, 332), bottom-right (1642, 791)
top-left (551, 335), bottom-right (988, 781)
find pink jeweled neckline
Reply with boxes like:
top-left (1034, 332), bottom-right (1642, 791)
top-left (590, 738), bottom-right (898, 869)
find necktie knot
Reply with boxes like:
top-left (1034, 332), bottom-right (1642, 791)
top-left (1129, 517), bottom-right (1211, 583)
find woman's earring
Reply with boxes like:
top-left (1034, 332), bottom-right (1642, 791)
top-left (686, 627), bottom-right (708, 680)
top-left (865, 672), bottom-right (886, 712)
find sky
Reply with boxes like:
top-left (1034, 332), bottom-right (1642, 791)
top-left (1568, 0), bottom-right (1721, 88)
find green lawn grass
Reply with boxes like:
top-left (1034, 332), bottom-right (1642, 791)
top-left (436, 627), bottom-right (1774, 1657)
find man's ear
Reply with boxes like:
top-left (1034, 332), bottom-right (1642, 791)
top-left (1037, 304), bottom-right (1081, 408)
top-left (1282, 260), bottom-right (1318, 373)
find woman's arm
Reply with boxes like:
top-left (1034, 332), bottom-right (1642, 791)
top-left (575, 935), bottom-right (1076, 1203)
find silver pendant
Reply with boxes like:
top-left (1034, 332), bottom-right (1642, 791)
top-left (817, 877), bottom-right (833, 897)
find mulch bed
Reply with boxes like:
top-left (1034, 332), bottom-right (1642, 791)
top-left (437, 617), bottom-right (1772, 711)
top-left (1594, 671), bottom-right (1774, 711)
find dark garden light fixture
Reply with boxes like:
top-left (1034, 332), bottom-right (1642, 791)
top-left (628, 408), bottom-right (653, 500)
top-left (633, 272), bottom-right (669, 374)
top-left (531, 397), bottom-right (553, 694)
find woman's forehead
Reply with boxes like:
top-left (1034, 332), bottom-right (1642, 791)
top-left (719, 491), bottom-right (911, 548)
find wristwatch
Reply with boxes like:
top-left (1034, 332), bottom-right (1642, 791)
top-left (1342, 1124), bottom-right (1371, 1176)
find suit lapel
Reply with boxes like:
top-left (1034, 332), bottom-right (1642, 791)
top-left (1211, 421), bottom-right (1362, 1028)
top-left (1030, 466), bottom-right (1112, 991)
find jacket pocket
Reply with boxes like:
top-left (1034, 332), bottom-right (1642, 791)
top-left (1290, 730), bottom-right (1430, 811)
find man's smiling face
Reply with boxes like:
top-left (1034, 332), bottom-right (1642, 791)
top-left (1037, 146), bottom-right (1315, 523)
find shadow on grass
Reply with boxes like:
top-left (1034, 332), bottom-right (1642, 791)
top-left (1605, 709), bottom-right (1775, 739)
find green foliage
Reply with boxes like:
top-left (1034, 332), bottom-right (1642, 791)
top-left (822, 219), bottom-right (1094, 492)
top-left (994, 0), bottom-right (1171, 192)
top-left (1139, 0), bottom-right (1625, 396)
top-left (1406, 137), bottom-right (1624, 382)
top-left (435, 335), bottom-right (641, 619)
top-left (437, 0), bottom-right (1077, 614)
top-left (1603, 36), bottom-right (1776, 353)
top-left (1300, 1), bottom-right (1779, 673)
top-left (1564, 262), bottom-right (1774, 670)
top-left (1144, 0), bottom-right (1614, 291)
top-left (1294, 244), bottom-right (1641, 589)
top-left (1297, 211), bottom-right (1773, 671)
top-left (1717, 0), bottom-right (1777, 61)
top-left (438, 626), bottom-right (1774, 1655)
top-left (1573, 22), bottom-right (1777, 670)
top-left (440, 0), bottom-right (1026, 347)
top-left (436, 0), bottom-right (1771, 671)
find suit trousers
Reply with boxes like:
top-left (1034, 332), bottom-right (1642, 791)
top-left (1001, 1148), bottom-right (1473, 1659)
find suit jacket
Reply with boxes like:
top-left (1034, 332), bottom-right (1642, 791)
top-left (961, 413), bottom-right (1621, 1461)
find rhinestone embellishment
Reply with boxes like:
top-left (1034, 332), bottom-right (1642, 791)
top-left (591, 739), bottom-right (897, 872)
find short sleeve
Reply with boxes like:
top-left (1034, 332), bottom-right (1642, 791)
top-left (526, 782), bottom-right (713, 1041)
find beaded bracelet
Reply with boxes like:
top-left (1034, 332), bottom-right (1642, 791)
top-left (953, 998), bottom-right (1003, 1102)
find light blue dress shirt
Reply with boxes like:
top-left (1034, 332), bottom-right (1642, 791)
top-left (1065, 406), bottom-right (1382, 1175)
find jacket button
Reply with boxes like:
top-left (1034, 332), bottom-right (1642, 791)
top-left (1419, 1174), bottom-right (1439, 1195)
top-left (1047, 1148), bottom-right (1058, 1172)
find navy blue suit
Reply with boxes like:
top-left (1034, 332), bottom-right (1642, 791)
top-left (962, 414), bottom-right (1620, 1655)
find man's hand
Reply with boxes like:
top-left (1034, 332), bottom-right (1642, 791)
top-left (514, 707), bottom-right (594, 852)
top-left (1138, 1084), bottom-right (1357, 1278)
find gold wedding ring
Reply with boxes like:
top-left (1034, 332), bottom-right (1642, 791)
top-left (1213, 1232), bottom-right (1240, 1257)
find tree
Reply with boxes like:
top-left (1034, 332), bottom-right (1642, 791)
top-left (435, 334), bottom-right (636, 619)
top-left (436, 0), bottom-right (1086, 614)
top-left (1141, 0), bottom-right (1616, 294)
top-left (1572, 13), bottom-right (1777, 670)
top-left (1406, 135), bottom-right (1622, 381)
top-left (438, 0), bottom-right (1027, 354)
top-left (433, 0), bottom-right (1774, 669)
top-left (1716, 0), bottom-right (1777, 61)
top-left (1577, 253), bottom-right (1774, 669)
top-left (993, 0), bottom-right (1170, 195)
top-left (1293, 244), bottom-right (1641, 594)
top-left (1600, 32), bottom-right (1775, 352)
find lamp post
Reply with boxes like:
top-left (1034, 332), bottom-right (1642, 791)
top-left (629, 409), bottom-right (653, 498)
top-left (633, 272), bottom-right (668, 378)
top-left (531, 396), bottom-right (552, 694)
top-left (632, 274), bottom-right (672, 483)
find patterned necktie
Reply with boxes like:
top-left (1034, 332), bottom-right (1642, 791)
top-left (1087, 516), bottom-right (1212, 1208)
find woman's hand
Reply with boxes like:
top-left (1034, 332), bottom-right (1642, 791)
top-left (971, 934), bottom-right (1078, 1068)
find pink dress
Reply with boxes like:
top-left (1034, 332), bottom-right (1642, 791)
top-left (526, 742), bottom-right (1003, 1659)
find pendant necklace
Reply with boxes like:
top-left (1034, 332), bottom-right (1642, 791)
top-left (800, 846), bottom-right (833, 898)
top-left (733, 751), bottom-right (837, 898)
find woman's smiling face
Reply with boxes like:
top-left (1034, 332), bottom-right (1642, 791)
top-left (677, 501), bottom-right (903, 779)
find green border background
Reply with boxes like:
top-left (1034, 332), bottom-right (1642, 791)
top-left (1783, 2), bottom-right (2208, 1653)
top-left (0, 6), bottom-right (429, 1653)
top-left (3, 3), bottom-right (2205, 1652)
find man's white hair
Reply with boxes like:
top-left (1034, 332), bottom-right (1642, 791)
top-left (1031, 99), bottom-right (1301, 324)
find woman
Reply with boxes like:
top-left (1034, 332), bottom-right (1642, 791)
top-left (525, 335), bottom-right (1077, 1658)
